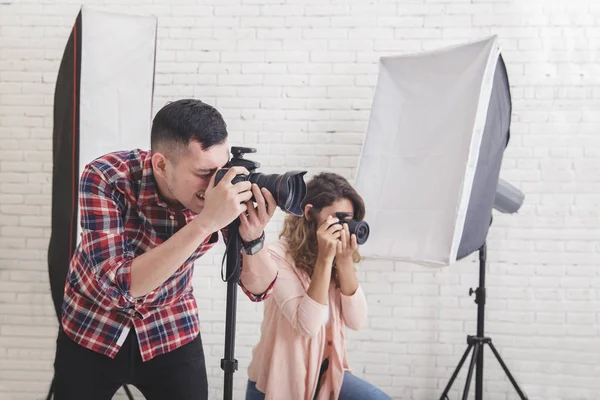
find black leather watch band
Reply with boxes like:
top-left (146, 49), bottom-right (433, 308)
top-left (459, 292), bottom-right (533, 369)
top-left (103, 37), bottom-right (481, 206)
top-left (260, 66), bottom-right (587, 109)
top-left (242, 231), bottom-right (265, 255)
top-left (241, 231), bottom-right (264, 246)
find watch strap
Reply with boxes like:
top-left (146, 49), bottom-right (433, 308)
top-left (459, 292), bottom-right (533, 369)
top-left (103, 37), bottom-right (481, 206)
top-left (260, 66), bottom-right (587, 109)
top-left (242, 231), bottom-right (265, 254)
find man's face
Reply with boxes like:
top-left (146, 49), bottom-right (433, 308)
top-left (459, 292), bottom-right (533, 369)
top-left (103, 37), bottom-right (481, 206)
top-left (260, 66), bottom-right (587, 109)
top-left (161, 140), bottom-right (230, 213)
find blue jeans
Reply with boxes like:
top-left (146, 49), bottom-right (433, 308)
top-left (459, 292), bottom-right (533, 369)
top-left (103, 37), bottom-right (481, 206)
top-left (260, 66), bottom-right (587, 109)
top-left (246, 371), bottom-right (391, 400)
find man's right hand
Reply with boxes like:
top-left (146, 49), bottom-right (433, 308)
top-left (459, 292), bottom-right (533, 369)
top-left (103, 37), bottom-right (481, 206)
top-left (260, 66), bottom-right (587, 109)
top-left (196, 166), bottom-right (253, 233)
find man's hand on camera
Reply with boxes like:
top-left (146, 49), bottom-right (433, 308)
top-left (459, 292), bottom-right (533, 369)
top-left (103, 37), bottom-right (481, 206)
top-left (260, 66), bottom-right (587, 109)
top-left (195, 166), bottom-right (253, 233)
top-left (239, 184), bottom-right (277, 243)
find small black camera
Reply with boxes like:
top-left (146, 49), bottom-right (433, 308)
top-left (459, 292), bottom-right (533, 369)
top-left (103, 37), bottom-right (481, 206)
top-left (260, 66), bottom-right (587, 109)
top-left (214, 146), bottom-right (307, 217)
top-left (333, 211), bottom-right (370, 245)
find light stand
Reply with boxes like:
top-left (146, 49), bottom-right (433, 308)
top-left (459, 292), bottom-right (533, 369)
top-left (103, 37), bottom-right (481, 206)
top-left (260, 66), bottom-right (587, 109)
top-left (221, 217), bottom-right (243, 400)
top-left (439, 239), bottom-right (528, 400)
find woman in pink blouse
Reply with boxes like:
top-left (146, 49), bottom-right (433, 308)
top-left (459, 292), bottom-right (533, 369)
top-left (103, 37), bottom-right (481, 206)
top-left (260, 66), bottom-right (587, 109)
top-left (245, 172), bottom-right (391, 400)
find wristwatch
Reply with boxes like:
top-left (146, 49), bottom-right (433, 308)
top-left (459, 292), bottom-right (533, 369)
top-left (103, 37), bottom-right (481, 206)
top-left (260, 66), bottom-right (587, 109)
top-left (241, 231), bottom-right (265, 255)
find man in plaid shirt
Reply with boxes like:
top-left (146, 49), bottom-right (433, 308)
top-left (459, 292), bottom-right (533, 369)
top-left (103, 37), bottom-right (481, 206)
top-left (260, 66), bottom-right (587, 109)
top-left (52, 99), bottom-right (279, 399)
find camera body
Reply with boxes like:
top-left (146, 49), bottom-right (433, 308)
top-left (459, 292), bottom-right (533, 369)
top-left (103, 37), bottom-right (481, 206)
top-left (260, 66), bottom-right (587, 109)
top-left (214, 147), bottom-right (307, 217)
top-left (214, 146), bottom-right (260, 184)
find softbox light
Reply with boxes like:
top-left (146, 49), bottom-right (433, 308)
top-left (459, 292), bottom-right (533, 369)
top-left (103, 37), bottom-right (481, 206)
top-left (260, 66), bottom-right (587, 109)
top-left (354, 35), bottom-right (529, 400)
top-left (354, 35), bottom-right (514, 267)
top-left (47, 5), bottom-right (157, 323)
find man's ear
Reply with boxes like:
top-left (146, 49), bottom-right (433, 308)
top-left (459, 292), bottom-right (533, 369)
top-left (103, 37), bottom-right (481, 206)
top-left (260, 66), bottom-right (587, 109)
top-left (151, 152), bottom-right (168, 178)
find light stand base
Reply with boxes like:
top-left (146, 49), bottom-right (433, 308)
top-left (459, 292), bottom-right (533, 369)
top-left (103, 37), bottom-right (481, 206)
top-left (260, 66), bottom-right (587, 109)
top-left (439, 335), bottom-right (528, 400)
top-left (438, 242), bottom-right (528, 400)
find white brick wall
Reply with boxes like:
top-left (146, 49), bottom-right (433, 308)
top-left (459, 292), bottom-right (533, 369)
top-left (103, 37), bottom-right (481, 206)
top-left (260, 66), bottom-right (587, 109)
top-left (1, 1), bottom-right (599, 399)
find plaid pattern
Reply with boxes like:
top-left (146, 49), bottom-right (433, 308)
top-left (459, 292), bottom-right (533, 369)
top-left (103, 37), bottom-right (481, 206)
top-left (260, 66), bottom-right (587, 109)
top-left (61, 149), bottom-right (275, 362)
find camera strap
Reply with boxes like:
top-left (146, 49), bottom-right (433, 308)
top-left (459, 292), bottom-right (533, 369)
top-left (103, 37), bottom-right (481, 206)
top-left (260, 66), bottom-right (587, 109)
top-left (312, 357), bottom-right (329, 400)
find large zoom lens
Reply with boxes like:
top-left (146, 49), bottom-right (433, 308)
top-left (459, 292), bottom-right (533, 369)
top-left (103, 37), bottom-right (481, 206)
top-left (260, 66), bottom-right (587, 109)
top-left (215, 169), bottom-right (307, 217)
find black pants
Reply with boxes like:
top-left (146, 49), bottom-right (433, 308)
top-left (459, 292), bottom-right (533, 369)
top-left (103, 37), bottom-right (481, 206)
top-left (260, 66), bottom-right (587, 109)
top-left (52, 328), bottom-right (208, 400)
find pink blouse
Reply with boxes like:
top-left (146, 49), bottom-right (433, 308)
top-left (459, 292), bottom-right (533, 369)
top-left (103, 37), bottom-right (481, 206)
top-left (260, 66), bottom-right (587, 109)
top-left (247, 238), bottom-right (368, 399)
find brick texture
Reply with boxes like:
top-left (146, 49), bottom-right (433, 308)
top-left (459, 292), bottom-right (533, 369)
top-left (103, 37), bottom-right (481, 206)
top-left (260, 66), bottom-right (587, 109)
top-left (1, 1), bottom-right (599, 399)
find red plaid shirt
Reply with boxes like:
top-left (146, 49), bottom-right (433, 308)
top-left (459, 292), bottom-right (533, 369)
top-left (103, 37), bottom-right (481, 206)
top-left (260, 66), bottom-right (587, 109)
top-left (61, 149), bottom-right (275, 361)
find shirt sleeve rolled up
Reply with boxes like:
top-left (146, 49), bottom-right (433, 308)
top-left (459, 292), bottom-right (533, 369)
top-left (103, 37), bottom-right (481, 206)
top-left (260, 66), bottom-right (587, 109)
top-left (78, 163), bottom-right (139, 310)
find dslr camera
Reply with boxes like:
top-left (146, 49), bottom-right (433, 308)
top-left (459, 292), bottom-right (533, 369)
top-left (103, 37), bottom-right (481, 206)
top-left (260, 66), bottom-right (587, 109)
top-left (214, 147), bottom-right (307, 217)
top-left (332, 211), bottom-right (370, 245)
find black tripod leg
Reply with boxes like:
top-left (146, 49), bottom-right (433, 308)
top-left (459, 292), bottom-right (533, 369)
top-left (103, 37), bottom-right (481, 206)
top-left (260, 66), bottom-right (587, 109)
top-left (439, 343), bottom-right (474, 400)
top-left (222, 220), bottom-right (242, 400)
top-left (488, 342), bottom-right (528, 399)
top-left (123, 384), bottom-right (135, 400)
top-left (461, 344), bottom-right (480, 400)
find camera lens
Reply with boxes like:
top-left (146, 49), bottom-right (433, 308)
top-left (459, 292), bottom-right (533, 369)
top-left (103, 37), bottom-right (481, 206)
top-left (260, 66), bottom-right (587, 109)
top-left (348, 220), bottom-right (370, 245)
top-left (249, 171), bottom-right (307, 217)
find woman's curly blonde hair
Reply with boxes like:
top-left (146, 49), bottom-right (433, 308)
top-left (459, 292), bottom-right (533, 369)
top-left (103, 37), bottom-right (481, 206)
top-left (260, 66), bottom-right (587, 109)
top-left (279, 172), bottom-right (366, 287)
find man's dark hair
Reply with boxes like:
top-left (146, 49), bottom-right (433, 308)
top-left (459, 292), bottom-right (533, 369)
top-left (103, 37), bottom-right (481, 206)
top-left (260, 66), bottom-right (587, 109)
top-left (150, 99), bottom-right (228, 157)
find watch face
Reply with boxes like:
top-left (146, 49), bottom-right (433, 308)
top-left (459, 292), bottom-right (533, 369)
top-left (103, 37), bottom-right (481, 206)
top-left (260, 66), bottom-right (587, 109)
top-left (248, 241), bottom-right (264, 255)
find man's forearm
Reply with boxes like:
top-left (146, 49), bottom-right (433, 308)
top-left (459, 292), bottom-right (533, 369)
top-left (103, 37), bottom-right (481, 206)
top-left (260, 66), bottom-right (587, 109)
top-left (129, 217), bottom-right (213, 298)
top-left (240, 247), bottom-right (278, 295)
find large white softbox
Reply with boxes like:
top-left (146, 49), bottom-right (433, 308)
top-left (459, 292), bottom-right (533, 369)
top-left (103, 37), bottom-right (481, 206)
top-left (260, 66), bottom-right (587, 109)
top-left (47, 6), bottom-right (157, 321)
top-left (354, 35), bottom-right (513, 267)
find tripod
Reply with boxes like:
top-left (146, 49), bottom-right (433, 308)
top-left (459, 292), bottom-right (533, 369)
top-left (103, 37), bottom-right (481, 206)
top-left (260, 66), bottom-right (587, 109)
top-left (439, 242), bottom-right (528, 400)
top-left (221, 217), bottom-right (243, 400)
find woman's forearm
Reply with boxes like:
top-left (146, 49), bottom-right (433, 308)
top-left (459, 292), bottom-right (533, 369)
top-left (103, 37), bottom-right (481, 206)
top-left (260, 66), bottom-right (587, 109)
top-left (336, 258), bottom-right (359, 296)
top-left (306, 256), bottom-right (334, 305)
